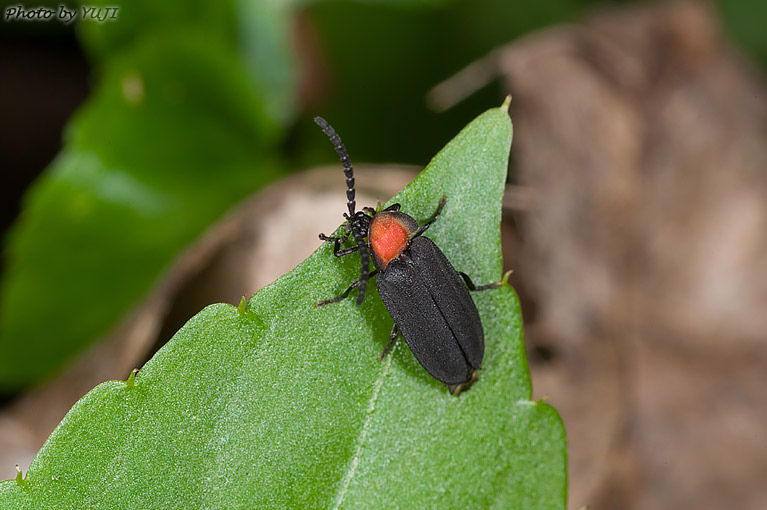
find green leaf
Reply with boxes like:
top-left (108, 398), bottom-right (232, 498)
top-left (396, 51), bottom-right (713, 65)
top-left (718, 0), bottom-right (767, 65)
top-left (0, 31), bottom-right (279, 389)
top-left (0, 104), bottom-right (567, 508)
top-left (78, 0), bottom-right (299, 125)
top-left (235, 0), bottom-right (299, 125)
top-left (76, 0), bottom-right (240, 61)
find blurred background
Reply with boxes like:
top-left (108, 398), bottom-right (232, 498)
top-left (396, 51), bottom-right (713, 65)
top-left (1, 0), bottom-right (765, 508)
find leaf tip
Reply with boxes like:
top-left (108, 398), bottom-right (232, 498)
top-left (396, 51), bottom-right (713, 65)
top-left (15, 465), bottom-right (25, 486)
top-left (500, 269), bottom-right (513, 286)
top-left (237, 295), bottom-right (249, 315)
top-left (501, 94), bottom-right (512, 112)
top-left (125, 368), bottom-right (139, 388)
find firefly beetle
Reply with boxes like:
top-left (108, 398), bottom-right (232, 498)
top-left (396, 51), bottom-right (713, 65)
top-left (314, 117), bottom-right (500, 395)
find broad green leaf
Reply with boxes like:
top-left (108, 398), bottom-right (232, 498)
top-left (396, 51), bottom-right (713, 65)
top-left (236, 0), bottom-right (298, 125)
top-left (77, 0), bottom-right (240, 61)
top-left (78, 0), bottom-right (298, 125)
top-left (0, 104), bottom-right (567, 508)
top-left (718, 0), bottom-right (767, 65)
top-left (0, 31), bottom-right (279, 390)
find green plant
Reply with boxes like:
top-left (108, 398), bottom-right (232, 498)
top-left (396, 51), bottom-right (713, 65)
top-left (0, 102), bottom-right (566, 509)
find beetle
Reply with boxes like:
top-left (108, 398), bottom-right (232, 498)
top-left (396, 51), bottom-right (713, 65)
top-left (314, 116), bottom-right (500, 395)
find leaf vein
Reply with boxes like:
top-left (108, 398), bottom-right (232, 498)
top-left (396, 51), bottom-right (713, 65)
top-left (332, 350), bottom-right (393, 509)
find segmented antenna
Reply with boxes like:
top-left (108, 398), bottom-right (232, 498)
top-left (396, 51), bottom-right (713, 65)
top-left (314, 117), bottom-right (356, 218)
top-left (314, 116), bottom-right (370, 305)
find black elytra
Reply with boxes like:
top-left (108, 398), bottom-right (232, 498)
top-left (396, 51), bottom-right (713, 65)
top-left (315, 116), bottom-right (500, 395)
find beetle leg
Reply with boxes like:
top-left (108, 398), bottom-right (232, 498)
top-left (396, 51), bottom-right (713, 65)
top-left (413, 195), bottom-right (447, 238)
top-left (378, 324), bottom-right (399, 361)
top-left (319, 229), bottom-right (367, 257)
top-left (459, 269), bottom-right (513, 291)
top-left (364, 203), bottom-right (400, 216)
top-left (333, 244), bottom-right (362, 257)
top-left (316, 270), bottom-right (378, 307)
top-left (319, 230), bottom-right (361, 257)
top-left (448, 369), bottom-right (479, 395)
